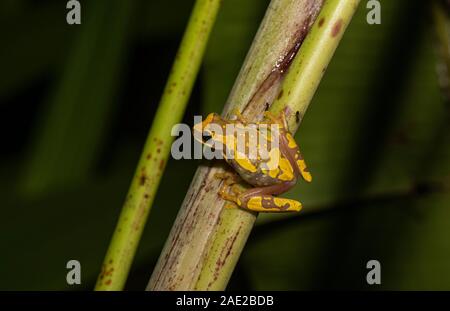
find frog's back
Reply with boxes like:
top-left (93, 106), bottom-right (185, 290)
top-left (228, 155), bottom-right (295, 187)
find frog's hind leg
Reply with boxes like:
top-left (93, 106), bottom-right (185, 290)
top-left (263, 110), bottom-right (288, 128)
top-left (215, 172), bottom-right (302, 212)
top-left (238, 181), bottom-right (302, 213)
top-left (278, 125), bottom-right (313, 183)
top-left (244, 195), bottom-right (302, 212)
top-left (295, 154), bottom-right (312, 182)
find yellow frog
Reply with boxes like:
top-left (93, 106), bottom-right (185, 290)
top-left (193, 110), bottom-right (311, 212)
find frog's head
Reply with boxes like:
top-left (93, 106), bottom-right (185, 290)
top-left (193, 113), bottom-right (228, 148)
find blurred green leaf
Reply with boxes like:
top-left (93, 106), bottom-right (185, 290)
top-left (0, 3), bottom-right (72, 101)
top-left (0, 145), bottom-right (196, 290)
top-left (243, 192), bottom-right (450, 290)
top-left (19, 0), bottom-right (134, 197)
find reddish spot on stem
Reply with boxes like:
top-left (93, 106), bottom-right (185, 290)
top-left (318, 17), bottom-right (325, 27)
top-left (139, 172), bottom-right (147, 186)
top-left (332, 19), bottom-right (343, 37)
top-left (208, 225), bottom-right (242, 289)
top-left (296, 111), bottom-right (300, 123)
top-left (159, 159), bottom-right (165, 170)
top-left (277, 89), bottom-right (284, 100)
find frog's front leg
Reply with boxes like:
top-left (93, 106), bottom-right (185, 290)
top-left (230, 108), bottom-right (249, 124)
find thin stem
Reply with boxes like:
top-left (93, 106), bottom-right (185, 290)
top-left (95, 0), bottom-right (221, 290)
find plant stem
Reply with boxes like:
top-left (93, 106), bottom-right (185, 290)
top-left (271, 0), bottom-right (361, 129)
top-left (95, 0), bottom-right (221, 290)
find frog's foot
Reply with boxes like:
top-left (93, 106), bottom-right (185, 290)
top-left (215, 171), bottom-right (243, 207)
top-left (263, 110), bottom-right (290, 131)
top-left (218, 183), bottom-right (241, 207)
top-left (214, 171), bottom-right (240, 185)
top-left (263, 111), bottom-right (282, 126)
top-left (223, 202), bottom-right (237, 210)
top-left (218, 185), bottom-right (239, 204)
top-left (231, 108), bottom-right (248, 124)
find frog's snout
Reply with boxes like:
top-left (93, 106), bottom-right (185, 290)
top-left (193, 113), bottom-right (220, 145)
top-left (193, 113), bottom-right (219, 134)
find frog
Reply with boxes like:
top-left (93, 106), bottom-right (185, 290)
top-left (193, 109), bottom-right (312, 212)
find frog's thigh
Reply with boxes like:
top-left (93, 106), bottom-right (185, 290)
top-left (242, 195), bottom-right (302, 212)
top-left (238, 181), bottom-right (301, 213)
top-left (280, 135), bottom-right (313, 183)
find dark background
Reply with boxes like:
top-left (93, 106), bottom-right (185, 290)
top-left (0, 0), bottom-right (449, 290)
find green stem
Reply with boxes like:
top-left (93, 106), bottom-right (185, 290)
top-left (271, 0), bottom-right (361, 128)
top-left (95, 0), bottom-right (221, 290)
